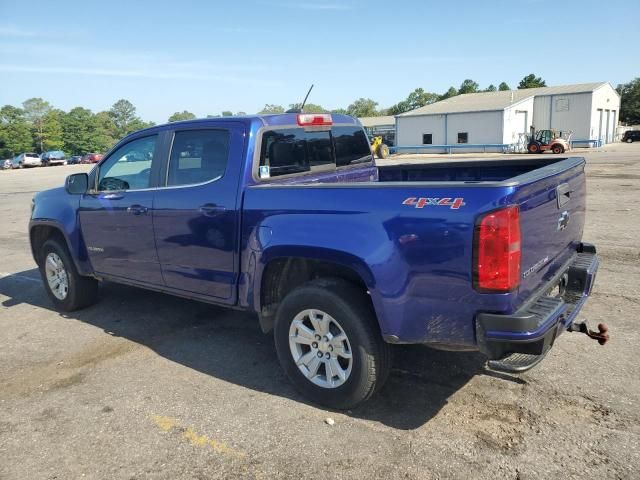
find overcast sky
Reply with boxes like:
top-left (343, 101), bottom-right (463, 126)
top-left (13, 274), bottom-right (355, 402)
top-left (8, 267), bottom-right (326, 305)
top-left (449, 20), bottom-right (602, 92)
top-left (0, 0), bottom-right (636, 123)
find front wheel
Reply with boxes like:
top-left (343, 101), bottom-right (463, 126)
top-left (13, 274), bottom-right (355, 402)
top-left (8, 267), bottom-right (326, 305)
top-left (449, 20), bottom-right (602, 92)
top-left (527, 143), bottom-right (540, 154)
top-left (39, 238), bottom-right (99, 311)
top-left (627, 138), bottom-right (634, 143)
top-left (274, 278), bottom-right (392, 409)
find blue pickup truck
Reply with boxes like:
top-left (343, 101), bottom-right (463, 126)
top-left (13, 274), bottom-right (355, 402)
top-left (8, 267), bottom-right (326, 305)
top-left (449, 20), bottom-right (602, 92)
top-left (29, 113), bottom-right (601, 408)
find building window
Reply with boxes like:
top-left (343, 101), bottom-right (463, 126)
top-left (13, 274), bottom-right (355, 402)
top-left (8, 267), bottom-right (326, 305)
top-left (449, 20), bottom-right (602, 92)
top-left (555, 98), bottom-right (569, 112)
top-left (422, 134), bottom-right (432, 145)
top-left (457, 132), bottom-right (468, 144)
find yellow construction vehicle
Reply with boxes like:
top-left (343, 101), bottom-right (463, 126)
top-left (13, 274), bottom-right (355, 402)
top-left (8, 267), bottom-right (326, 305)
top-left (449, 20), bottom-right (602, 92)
top-left (370, 136), bottom-right (390, 159)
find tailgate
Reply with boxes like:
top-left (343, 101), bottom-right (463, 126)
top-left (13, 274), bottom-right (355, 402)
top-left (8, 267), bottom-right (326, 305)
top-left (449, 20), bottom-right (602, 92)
top-left (515, 158), bottom-right (586, 303)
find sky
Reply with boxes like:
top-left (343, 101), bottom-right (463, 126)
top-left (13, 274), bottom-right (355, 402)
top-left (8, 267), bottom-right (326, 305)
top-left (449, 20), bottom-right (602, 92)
top-left (0, 0), bottom-right (637, 123)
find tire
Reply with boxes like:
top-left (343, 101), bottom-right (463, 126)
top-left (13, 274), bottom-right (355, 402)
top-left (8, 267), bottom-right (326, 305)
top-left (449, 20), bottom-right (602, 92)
top-left (527, 143), bottom-right (539, 154)
top-left (274, 278), bottom-right (392, 409)
top-left (627, 138), bottom-right (634, 143)
top-left (377, 143), bottom-right (390, 159)
top-left (552, 144), bottom-right (564, 154)
top-left (39, 238), bottom-right (99, 311)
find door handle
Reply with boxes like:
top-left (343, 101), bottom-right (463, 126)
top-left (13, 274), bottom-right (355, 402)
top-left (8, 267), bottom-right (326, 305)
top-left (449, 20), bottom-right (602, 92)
top-left (127, 204), bottom-right (148, 215)
top-left (102, 193), bottom-right (124, 200)
top-left (199, 203), bottom-right (226, 216)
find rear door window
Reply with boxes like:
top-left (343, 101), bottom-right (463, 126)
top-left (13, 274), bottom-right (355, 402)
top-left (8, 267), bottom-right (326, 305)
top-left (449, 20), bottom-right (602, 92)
top-left (260, 128), bottom-right (333, 178)
top-left (167, 129), bottom-right (230, 186)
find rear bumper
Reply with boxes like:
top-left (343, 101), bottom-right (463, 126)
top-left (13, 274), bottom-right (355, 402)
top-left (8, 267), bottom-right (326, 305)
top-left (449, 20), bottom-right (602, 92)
top-left (23, 159), bottom-right (42, 167)
top-left (476, 243), bottom-right (598, 360)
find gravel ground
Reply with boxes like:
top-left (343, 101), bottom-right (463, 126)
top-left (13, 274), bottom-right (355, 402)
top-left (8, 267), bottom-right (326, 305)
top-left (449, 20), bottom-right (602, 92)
top-left (0, 145), bottom-right (638, 479)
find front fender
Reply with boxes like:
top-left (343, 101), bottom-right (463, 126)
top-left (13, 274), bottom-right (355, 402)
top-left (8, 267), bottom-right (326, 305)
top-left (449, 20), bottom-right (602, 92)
top-left (29, 188), bottom-right (93, 275)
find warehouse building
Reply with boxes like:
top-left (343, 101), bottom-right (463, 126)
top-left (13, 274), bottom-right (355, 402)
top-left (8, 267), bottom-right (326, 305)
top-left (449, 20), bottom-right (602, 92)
top-left (359, 115), bottom-right (396, 145)
top-left (395, 82), bottom-right (620, 152)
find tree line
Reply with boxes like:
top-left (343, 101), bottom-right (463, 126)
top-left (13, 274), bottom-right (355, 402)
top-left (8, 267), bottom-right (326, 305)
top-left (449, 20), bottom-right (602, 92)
top-left (257, 74), bottom-right (548, 117)
top-left (0, 98), bottom-right (154, 159)
top-left (2, 74), bottom-right (638, 158)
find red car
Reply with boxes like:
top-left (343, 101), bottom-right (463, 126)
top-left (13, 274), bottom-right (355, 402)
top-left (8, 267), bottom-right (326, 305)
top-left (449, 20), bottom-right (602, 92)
top-left (81, 153), bottom-right (104, 164)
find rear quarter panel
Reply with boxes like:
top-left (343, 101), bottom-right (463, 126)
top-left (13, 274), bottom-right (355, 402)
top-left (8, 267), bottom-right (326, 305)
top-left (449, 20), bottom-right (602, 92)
top-left (240, 183), bottom-right (515, 347)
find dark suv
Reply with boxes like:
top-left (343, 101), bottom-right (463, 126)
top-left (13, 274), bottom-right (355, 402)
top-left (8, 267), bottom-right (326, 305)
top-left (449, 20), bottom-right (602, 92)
top-left (622, 130), bottom-right (640, 143)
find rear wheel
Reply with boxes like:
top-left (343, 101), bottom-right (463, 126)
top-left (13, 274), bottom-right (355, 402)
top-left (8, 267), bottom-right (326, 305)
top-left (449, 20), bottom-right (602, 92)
top-left (376, 143), bottom-right (390, 159)
top-left (274, 278), bottom-right (392, 409)
top-left (39, 238), bottom-right (99, 311)
top-left (552, 144), bottom-right (564, 154)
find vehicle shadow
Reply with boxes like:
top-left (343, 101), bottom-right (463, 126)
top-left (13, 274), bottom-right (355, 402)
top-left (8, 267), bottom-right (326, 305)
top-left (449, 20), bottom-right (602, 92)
top-left (0, 269), bottom-right (498, 430)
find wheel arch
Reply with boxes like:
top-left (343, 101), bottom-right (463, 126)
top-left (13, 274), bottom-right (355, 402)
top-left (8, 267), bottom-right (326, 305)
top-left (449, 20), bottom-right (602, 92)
top-left (253, 247), bottom-right (378, 334)
top-left (29, 220), bottom-right (93, 275)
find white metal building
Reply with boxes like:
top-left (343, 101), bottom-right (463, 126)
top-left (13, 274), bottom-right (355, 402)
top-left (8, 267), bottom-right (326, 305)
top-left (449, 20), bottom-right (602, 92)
top-left (395, 82), bottom-right (620, 152)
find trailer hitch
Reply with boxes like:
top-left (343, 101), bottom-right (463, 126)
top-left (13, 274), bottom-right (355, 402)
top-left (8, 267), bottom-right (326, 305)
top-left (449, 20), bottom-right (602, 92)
top-left (568, 321), bottom-right (609, 345)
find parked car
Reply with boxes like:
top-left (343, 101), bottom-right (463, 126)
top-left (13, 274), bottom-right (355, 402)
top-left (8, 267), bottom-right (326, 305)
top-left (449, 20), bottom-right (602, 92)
top-left (41, 150), bottom-right (67, 166)
top-left (29, 113), bottom-right (601, 409)
top-left (81, 153), bottom-right (103, 164)
top-left (12, 152), bottom-right (41, 168)
top-left (622, 130), bottom-right (640, 143)
top-left (67, 155), bottom-right (83, 165)
top-left (2, 159), bottom-right (12, 170)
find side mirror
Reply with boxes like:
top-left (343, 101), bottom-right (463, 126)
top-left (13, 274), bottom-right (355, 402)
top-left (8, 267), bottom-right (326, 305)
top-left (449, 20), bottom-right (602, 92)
top-left (65, 173), bottom-right (89, 195)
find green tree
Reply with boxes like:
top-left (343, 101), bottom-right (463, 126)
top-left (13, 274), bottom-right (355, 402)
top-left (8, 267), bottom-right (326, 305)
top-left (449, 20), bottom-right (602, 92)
top-left (458, 79), bottom-right (479, 95)
top-left (42, 109), bottom-right (65, 151)
top-left (406, 88), bottom-right (439, 109)
top-left (258, 104), bottom-right (285, 114)
top-left (109, 99), bottom-right (142, 137)
top-left (346, 98), bottom-right (379, 118)
top-left (62, 107), bottom-right (95, 154)
top-left (235, 111), bottom-right (247, 116)
top-left (330, 108), bottom-right (348, 114)
top-left (439, 87), bottom-right (458, 100)
top-left (221, 111), bottom-right (233, 117)
top-left (168, 110), bottom-right (196, 122)
top-left (498, 82), bottom-right (510, 91)
top-left (387, 101), bottom-right (410, 115)
top-left (518, 74), bottom-right (546, 89)
top-left (288, 103), bottom-right (327, 113)
top-left (388, 88), bottom-right (439, 115)
top-left (22, 97), bottom-right (52, 152)
top-left (0, 105), bottom-right (32, 158)
top-left (617, 78), bottom-right (640, 125)
top-left (92, 111), bottom-right (118, 152)
top-left (484, 84), bottom-right (497, 92)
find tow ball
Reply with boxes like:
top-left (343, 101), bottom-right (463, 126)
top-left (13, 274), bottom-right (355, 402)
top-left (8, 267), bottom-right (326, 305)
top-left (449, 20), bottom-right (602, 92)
top-left (568, 321), bottom-right (609, 345)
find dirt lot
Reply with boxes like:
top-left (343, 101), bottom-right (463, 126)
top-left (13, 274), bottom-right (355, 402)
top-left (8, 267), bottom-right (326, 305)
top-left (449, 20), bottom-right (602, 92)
top-left (1, 145), bottom-right (639, 479)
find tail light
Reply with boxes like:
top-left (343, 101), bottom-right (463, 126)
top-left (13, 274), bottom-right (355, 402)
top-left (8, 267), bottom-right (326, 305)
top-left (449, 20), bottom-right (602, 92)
top-left (474, 206), bottom-right (521, 292)
top-left (297, 113), bottom-right (332, 126)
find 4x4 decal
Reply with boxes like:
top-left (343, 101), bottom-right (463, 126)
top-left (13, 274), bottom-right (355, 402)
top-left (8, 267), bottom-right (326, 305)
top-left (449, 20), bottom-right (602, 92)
top-left (402, 197), bottom-right (466, 210)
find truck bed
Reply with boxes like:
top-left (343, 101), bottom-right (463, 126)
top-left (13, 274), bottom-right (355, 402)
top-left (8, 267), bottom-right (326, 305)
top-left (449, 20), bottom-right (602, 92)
top-left (377, 157), bottom-right (570, 183)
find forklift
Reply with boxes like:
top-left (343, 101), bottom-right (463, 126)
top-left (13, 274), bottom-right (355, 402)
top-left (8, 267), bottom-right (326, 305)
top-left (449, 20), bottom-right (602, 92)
top-left (527, 127), bottom-right (571, 154)
top-left (370, 136), bottom-right (390, 159)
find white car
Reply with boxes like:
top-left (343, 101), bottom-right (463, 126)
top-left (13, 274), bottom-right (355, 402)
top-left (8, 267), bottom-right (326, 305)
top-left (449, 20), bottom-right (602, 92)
top-left (12, 153), bottom-right (42, 168)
